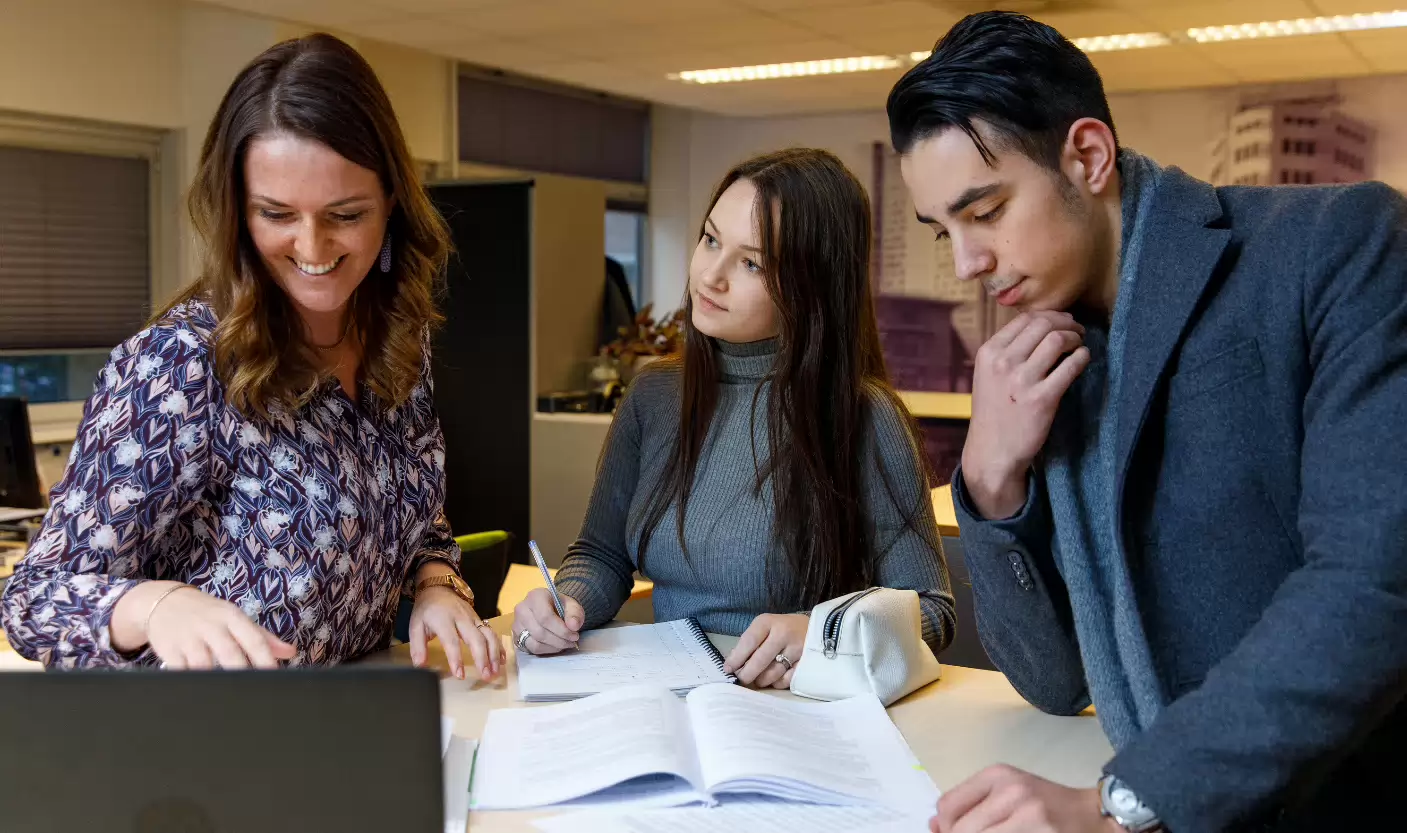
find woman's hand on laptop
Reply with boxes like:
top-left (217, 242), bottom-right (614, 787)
top-left (512, 589), bottom-right (584, 655)
top-left (723, 613), bottom-right (808, 689)
top-left (114, 582), bottom-right (297, 669)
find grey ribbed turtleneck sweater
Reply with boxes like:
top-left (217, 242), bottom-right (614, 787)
top-left (553, 338), bottom-right (956, 655)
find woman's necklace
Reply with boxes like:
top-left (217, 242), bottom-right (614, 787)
top-left (309, 314), bottom-right (354, 351)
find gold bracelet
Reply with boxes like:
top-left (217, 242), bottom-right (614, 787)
top-left (143, 583), bottom-right (192, 639)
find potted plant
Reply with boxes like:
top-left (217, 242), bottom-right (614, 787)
top-left (601, 304), bottom-right (686, 381)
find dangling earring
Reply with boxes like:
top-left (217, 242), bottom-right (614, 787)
top-left (379, 233), bottom-right (392, 274)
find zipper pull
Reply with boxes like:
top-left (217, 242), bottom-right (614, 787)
top-left (823, 637), bottom-right (838, 659)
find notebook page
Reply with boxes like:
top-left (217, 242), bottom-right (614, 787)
top-left (517, 620), bottom-right (730, 699)
top-left (470, 685), bottom-right (707, 810)
top-left (686, 684), bottom-right (940, 812)
top-left (532, 799), bottom-right (926, 833)
top-left (442, 735), bottom-right (476, 833)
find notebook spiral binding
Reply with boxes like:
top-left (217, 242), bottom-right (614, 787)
top-left (684, 617), bottom-right (738, 684)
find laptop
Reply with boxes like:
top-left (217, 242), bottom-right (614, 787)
top-left (0, 667), bottom-right (445, 833)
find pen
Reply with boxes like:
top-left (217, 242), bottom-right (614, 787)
top-left (527, 540), bottom-right (568, 622)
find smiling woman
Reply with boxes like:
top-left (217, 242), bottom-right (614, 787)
top-left (0, 34), bottom-right (503, 685)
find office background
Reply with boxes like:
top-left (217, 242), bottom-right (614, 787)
top-left (4, 0), bottom-right (1407, 632)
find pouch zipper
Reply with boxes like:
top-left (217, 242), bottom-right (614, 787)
top-left (822, 587), bottom-right (882, 658)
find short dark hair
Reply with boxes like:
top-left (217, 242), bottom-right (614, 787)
top-left (887, 11), bottom-right (1118, 169)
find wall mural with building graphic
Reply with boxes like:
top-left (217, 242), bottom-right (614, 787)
top-left (1208, 93), bottom-right (1376, 188)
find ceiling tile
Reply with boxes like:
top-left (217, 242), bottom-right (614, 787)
top-left (736, 0), bottom-right (899, 9)
top-left (437, 0), bottom-right (647, 37)
top-left (1031, 9), bottom-right (1162, 38)
top-left (1090, 45), bottom-right (1234, 92)
top-left (1340, 29), bottom-right (1407, 72)
top-left (845, 25), bottom-right (957, 53)
top-left (367, 0), bottom-right (510, 11)
top-left (1135, 0), bottom-right (1321, 30)
top-left (1303, 0), bottom-right (1407, 12)
top-left (525, 15), bottom-right (817, 57)
top-left (1099, 0), bottom-right (1194, 9)
top-left (338, 15), bottom-right (483, 48)
top-left (617, 49), bottom-right (747, 74)
top-left (1190, 33), bottom-right (1373, 81)
top-left (662, 14), bottom-right (826, 48)
top-left (725, 39), bottom-right (873, 65)
top-left (444, 37), bottom-right (577, 69)
top-left (776, 2), bottom-right (957, 39)
top-left (207, 0), bottom-right (419, 25)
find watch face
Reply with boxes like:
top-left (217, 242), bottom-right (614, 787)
top-left (1103, 777), bottom-right (1158, 826)
top-left (1110, 785), bottom-right (1143, 816)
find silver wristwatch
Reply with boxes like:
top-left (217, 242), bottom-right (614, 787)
top-left (1098, 774), bottom-right (1164, 832)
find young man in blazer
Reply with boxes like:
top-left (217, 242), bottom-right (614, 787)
top-left (889, 11), bottom-right (1407, 833)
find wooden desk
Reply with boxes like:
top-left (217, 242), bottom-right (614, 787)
top-left (932, 484), bottom-right (959, 537)
top-left (364, 615), bottom-right (1112, 832)
top-left (496, 563), bottom-right (652, 615)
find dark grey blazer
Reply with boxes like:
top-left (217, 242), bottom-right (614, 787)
top-left (953, 168), bottom-right (1407, 832)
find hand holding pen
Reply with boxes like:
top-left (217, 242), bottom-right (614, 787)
top-left (510, 540), bottom-right (586, 655)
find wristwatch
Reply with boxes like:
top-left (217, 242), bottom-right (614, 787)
top-left (1099, 774), bottom-right (1164, 832)
top-left (415, 572), bottom-right (475, 606)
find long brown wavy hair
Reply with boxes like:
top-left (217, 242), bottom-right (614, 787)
top-left (158, 33), bottom-right (450, 417)
top-left (636, 148), bottom-right (938, 611)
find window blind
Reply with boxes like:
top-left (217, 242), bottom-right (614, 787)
top-left (0, 145), bottom-right (150, 350)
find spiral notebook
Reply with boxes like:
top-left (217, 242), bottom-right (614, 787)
top-left (515, 619), bottom-right (736, 702)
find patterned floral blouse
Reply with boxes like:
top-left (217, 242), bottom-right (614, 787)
top-left (0, 299), bottom-right (459, 668)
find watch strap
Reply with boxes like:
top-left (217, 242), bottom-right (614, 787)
top-left (415, 573), bottom-right (474, 604)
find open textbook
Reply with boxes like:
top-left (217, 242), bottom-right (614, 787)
top-left (533, 800), bottom-right (932, 833)
top-left (470, 683), bottom-right (939, 812)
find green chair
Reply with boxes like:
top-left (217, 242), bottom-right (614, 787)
top-left (454, 531), bottom-right (512, 619)
top-left (392, 531), bottom-right (513, 643)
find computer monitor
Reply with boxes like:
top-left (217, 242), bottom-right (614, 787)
top-left (0, 667), bottom-right (446, 833)
top-left (0, 397), bottom-right (44, 509)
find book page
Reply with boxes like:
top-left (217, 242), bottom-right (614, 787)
top-left (533, 799), bottom-right (928, 833)
top-left (470, 685), bottom-right (706, 810)
top-left (686, 685), bottom-right (939, 812)
top-left (517, 620), bottom-right (729, 698)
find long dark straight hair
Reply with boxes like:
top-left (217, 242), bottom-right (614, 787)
top-left (636, 148), bottom-right (935, 611)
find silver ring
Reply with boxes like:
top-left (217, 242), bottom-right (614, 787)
top-left (775, 653), bottom-right (793, 671)
top-left (475, 622), bottom-right (494, 632)
top-left (516, 630), bottom-right (532, 652)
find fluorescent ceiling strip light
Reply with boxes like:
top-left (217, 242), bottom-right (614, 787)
top-left (1187, 10), bottom-right (1407, 42)
top-left (1073, 32), bottom-right (1172, 52)
top-left (670, 55), bottom-right (900, 84)
top-left (671, 9), bottom-right (1407, 83)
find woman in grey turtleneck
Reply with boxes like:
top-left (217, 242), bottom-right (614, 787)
top-left (513, 148), bottom-right (956, 690)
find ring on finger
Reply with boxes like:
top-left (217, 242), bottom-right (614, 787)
top-left (774, 653), bottom-right (793, 672)
top-left (516, 629), bottom-right (532, 652)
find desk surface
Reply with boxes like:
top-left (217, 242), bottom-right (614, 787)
top-left (932, 484), bottom-right (959, 538)
top-left (497, 563), bottom-right (653, 614)
top-left (364, 615), bottom-right (1112, 832)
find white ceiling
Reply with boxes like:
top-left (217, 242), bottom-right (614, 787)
top-left (205, 0), bottom-right (1407, 115)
